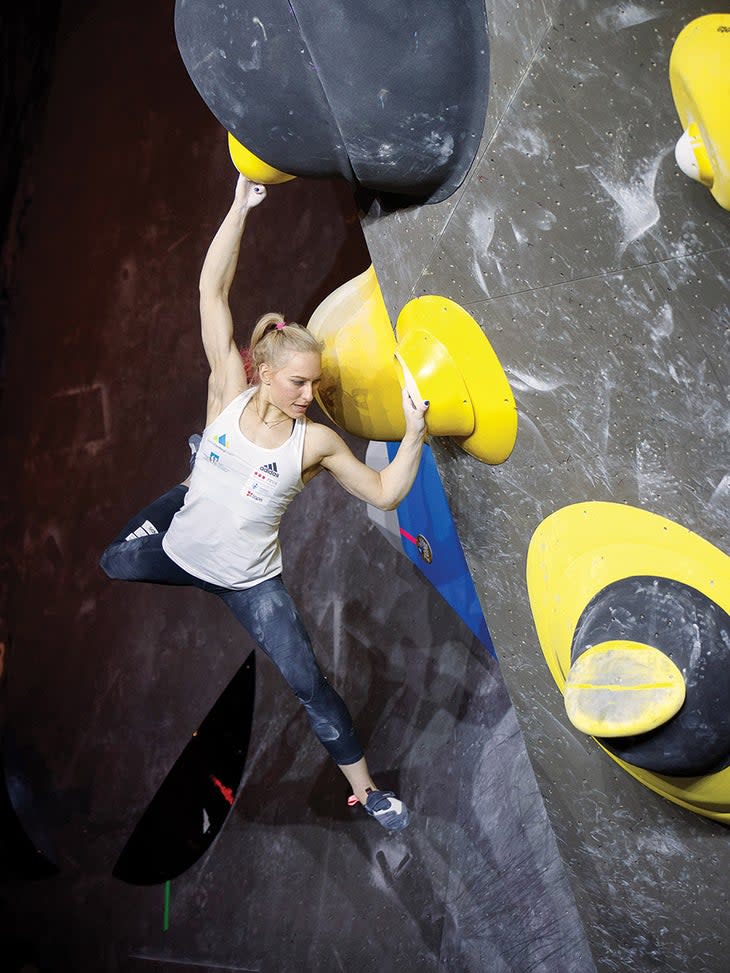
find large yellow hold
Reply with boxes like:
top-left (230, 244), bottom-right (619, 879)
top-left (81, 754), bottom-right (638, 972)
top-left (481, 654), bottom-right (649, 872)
top-left (669, 14), bottom-right (730, 210)
top-left (527, 501), bottom-right (730, 822)
top-left (307, 265), bottom-right (517, 464)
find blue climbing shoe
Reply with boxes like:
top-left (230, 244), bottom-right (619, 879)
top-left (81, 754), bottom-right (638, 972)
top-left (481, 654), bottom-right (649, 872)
top-left (363, 788), bottom-right (410, 831)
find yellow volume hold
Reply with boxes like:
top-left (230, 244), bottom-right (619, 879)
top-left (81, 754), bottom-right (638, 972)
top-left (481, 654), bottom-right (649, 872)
top-left (307, 266), bottom-right (518, 464)
top-left (669, 14), bottom-right (730, 210)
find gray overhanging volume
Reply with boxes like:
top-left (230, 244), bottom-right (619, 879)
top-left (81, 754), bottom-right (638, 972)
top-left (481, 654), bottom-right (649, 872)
top-left (174, 0), bottom-right (490, 202)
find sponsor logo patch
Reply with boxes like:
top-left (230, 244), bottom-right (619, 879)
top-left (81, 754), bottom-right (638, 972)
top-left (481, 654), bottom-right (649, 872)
top-left (243, 463), bottom-right (279, 504)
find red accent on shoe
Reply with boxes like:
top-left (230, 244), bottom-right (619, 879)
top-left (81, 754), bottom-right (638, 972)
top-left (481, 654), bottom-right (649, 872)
top-left (347, 794), bottom-right (360, 807)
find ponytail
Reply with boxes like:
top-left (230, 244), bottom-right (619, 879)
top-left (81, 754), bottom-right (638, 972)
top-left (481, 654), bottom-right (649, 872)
top-left (246, 312), bottom-right (323, 380)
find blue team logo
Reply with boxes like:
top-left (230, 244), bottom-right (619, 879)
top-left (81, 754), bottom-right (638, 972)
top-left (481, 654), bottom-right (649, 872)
top-left (215, 433), bottom-right (228, 448)
top-left (209, 451), bottom-right (220, 464)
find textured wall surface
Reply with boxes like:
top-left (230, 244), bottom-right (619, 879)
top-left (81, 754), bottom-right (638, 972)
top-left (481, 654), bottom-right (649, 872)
top-left (364, 1), bottom-right (730, 971)
top-left (1, 1), bottom-right (593, 970)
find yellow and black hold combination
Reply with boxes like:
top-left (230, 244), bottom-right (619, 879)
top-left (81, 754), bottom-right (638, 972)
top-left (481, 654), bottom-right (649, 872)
top-left (527, 501), bottom-right (730, 823)
top-left (175, 0), bottom-right (490, 204)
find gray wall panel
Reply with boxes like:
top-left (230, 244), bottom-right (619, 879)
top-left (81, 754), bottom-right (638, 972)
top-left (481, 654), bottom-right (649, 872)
top-left (361, 0), bottom-right (554, 317)
top-left (366, 1), bottom-right (730, 970)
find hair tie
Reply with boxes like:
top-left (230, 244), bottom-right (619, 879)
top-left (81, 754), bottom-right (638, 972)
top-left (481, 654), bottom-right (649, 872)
top-left (275, 320), bottom-right (286, 331)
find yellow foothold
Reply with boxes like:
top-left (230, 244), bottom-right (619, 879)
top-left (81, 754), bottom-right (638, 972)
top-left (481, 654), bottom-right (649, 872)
top-left (564, 641), bottom-right (686, 738)
top-left (227, 131), bottom-right (296, 185)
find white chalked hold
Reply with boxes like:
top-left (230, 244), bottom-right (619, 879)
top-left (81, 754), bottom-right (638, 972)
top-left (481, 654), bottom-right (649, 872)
top-left (564, 640), bottom-right (686, 738)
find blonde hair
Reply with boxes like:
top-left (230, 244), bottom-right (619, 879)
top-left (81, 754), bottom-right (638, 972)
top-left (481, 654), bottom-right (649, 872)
top-left (248, 312), bottom-right (323, 379)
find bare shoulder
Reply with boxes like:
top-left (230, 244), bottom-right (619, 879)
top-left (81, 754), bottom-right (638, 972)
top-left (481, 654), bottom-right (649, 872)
top-left (303, 419), bottom-right (342, 461)
top-left (301, 419), bottom-right (348, 481)
top-left (306, 419), bottom-right (343, 452)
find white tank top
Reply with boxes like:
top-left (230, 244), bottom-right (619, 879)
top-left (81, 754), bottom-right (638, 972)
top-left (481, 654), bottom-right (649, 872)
top-left (163, 387), bottom-right (306, 588)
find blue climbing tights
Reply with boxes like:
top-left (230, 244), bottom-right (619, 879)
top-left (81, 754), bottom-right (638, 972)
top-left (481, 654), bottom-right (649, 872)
top-left (99, 485), bottom-right (363, 765)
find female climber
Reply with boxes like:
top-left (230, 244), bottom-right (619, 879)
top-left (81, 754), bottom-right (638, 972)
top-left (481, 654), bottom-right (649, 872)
top-left (100, 175), bottom-right (428, 830)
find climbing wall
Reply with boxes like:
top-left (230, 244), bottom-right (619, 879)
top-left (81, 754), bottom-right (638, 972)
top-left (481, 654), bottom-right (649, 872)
top-left (362, 1), bottom-right (730, 971)
top-left (0, 1), bottom-right (593, 969)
